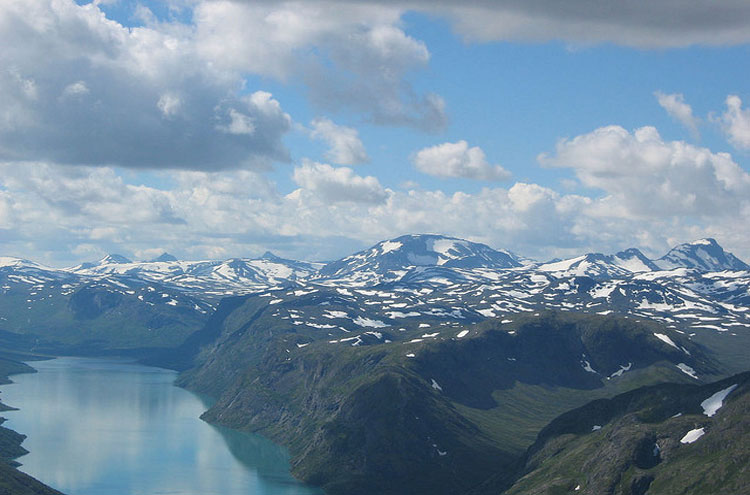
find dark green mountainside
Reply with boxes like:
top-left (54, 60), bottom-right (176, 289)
top-left (175, 292), bottom-right (722, 495)
top-left (507, 371), bottom-right (750, 495)
top-left (0, 280), bottom-right (208, 356)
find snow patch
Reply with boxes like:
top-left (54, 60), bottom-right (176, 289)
top-left (609, 363), bottom-right (632, 378)
top-left (456, 330), bottom-right (469, 338)
top-left (654, 333), bottom-right (679, 349)
top-left (380, 240), bottom-right (403, 254)
top-left (680, 428), bottom-right (705, 444)
top-left (581, 358), bottom-right (597, 374)
top-left (676, 363), bottom-right (698, 379)
top-left (354, 316), bottom-right (388, 328)
top-left (701, 384), bottom-right (738, 417)
top-left (323, 310), bottom-right (348, 319)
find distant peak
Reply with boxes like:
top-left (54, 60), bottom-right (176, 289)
top-left (616, 247), bottom-right (644, 256)
top-left (260, 251), bottom-right (281, 261)
top-left (658, 237), bottom-right (748, 271)
top-left (150, 253), bottom-right (177, 263)
top-left (101, 254), bottom-right (132, 264)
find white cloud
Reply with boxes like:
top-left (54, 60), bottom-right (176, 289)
top-left (218, 109), bottom-right (257, 136)
top-left (719, 95), bottom-right (750, 150)
top-left (0, 0), bottom-right (292, 170)
top-left (62, 81), bottom-right (90, 98)
top-left (193, 1), bottom-right (445, 130)
top-left (413, 140), bottom-right (511, 181)
top-left (655, 91), bottom-right (700, 138)
top-left (157, 93), bottom-right (182, 118)
top-left (292, 161), bottom-right (387, 204)
top-left (539, 125), bottom-right (750, 217)
top-left (310, 118), bottom-right (369, 165)
top-left (2, 157), bottom-right (750, 266)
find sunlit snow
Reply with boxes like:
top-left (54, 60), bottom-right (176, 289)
top-left (701, 384), bottom-right (738, 417)
top-left (680, 427), bottom-right (705, 444)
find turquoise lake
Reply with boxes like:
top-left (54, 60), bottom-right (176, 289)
top-left (0, 357), bottom-right (323, 495)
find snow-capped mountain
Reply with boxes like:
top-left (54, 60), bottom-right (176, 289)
top-left (68, 252), bottom-right (323, 299)
top-left (315, 234), bottom-right (524, 286)
top-left (537, 248), bottom-right (659, 279)
top-left (0, 256), bottom-right (75, 285)
top-left (2, 235), bottom-right (749, 355)
top-left (656, 238), bottom-right (750, 271)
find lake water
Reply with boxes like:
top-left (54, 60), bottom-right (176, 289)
top-left (0, 357), bottom-right (323, 495)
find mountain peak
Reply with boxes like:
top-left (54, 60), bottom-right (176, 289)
top-left (316, 234), bottom-right (523, 284)
top-left (260, 251), bottom-right (282, 261)
top-left (100, 254), bottom-right (132, 264)
top-left (657, 239), bottom-right (749, 272)
top-left (150, 253), bottom-right (177, 263)
top-left (538, 247), bottom-right (659, 278)
top-left (0, 256), bottom-right (41, 269)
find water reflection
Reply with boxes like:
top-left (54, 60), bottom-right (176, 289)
top-left (0, 357), bottom-right (321, 495)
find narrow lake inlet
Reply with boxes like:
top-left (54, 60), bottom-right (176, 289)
top-left (0, 357), bottom-right (322, 495)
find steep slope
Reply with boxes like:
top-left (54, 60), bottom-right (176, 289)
top-left (178, 306), bottom-right (718, 495)
top-left (315, 234), bottom-right (523, 286)
top-left (506, 372), bottom-right (750, 495)
top-left (656, 238), bottom-right (749, 271)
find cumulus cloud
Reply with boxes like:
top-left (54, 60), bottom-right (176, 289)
top-left (655, 91), bottom-right (700, 138)
top-left (0, 0), bottom-right (451, 171)
top-left (718, 95), bottom-right (750, 150)
top-left (310, 118), bottom-right (369, 165)
top-left (413, 141), bottom-right (511, 181)
top-left (193, 1), bottom-right (446, 130)
top-left (292, 161), bottom-right (388, 204)
top-left (0, 0), bottom-right (292, 170)
top-left (539, 125), bottom-right (750, 218)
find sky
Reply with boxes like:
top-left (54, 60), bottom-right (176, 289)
top-left (2, 0), bottom-right (750, 266)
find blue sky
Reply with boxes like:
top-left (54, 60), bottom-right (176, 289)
top-left (2, 0), bottom-right (750, 265)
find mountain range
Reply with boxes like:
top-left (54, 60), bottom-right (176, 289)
top-left (2, 235), bottom-right (748, 362)
top-left (1, 234), bottom-right (749, 494)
